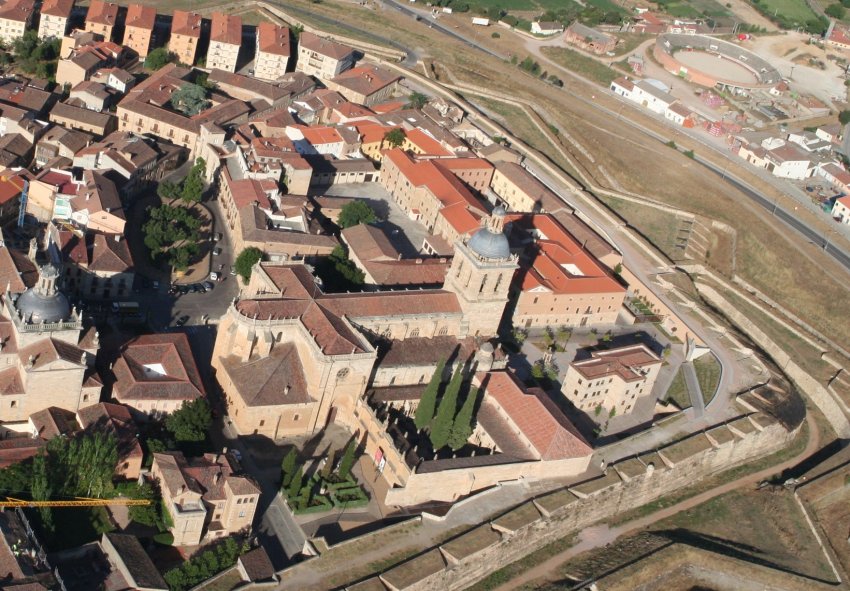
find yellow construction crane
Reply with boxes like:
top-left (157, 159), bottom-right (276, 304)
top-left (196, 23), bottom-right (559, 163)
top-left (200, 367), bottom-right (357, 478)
top-left (0, 497), bottom-right (152, 508)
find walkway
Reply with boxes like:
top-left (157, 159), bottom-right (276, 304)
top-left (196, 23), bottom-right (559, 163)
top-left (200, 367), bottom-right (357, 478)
top-left (493, 412), bottom-right (821, 590)
top-left (682, 361), bottom-right (705, 419)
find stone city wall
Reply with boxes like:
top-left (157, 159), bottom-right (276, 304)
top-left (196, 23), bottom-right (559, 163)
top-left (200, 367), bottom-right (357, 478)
top-left (346, 412), bottom-right (798, 590)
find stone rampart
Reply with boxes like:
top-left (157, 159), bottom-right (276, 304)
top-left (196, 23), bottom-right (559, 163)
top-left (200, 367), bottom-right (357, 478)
top-left (321, 411), bottom-right (799, 590)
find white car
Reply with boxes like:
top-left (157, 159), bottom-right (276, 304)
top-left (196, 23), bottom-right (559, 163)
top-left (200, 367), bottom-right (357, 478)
top-left (210, 272), bottom-right (219, 281)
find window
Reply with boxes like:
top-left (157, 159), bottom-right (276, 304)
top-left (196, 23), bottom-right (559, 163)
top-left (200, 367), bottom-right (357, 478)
top-left (259, 420), bottom-right (265, 427)
top-left (238, 511), bottom-right (245, 518)
top-left (410, 328), bottom-right (420, 338)
top-left (83, 394), bottom-right (89, 402)
top-left (438, 326), bottom-right (448, 336)
top-left (293, 414), bottom-right (300, 421)
top-left (10, 401), bottom-right (16, 408)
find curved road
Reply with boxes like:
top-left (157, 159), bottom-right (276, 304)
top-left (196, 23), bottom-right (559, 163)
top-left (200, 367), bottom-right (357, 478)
top-left (371, 3), bottom-right (850, 273)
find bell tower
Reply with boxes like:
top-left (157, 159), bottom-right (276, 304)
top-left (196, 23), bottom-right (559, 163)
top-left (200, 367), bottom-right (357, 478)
top-left (444, 207), bottom-right (517, 337)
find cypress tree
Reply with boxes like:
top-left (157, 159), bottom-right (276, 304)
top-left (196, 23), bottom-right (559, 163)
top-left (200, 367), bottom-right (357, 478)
top-left (448, 386), bottom-right (479, 451)
top-left (430, 365), bottom-right (463, 450)
top-left (281, 447), bottom-right (297, 487)
top-left (415, 358), bottom-right (446, 430)
top-left (286, 466), bottom-right (303, 500)
top-left (338, 438), bottom-right (357, 480)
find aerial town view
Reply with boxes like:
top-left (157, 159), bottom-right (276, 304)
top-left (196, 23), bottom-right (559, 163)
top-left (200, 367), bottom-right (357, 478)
top-left (0, 0), bottom-right (845, 588)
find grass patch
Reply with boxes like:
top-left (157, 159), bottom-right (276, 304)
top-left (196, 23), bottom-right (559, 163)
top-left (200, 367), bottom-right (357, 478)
top-left (541, 46), bottom-right (620, 86)
top-left (694, 354), bottom-right (721, 405)
top-left (597, 195), bottom-right (683, 258)
top-left (612, 33), bottom-right (648, 56)
top-left (664, 368), bottom-right (691, 410)
top-left (235, 9), bottom-right (272, 26)
top-left (192, 569), bottom-right (243, 591)
top-left (753, 0), bottom-right (821, 24)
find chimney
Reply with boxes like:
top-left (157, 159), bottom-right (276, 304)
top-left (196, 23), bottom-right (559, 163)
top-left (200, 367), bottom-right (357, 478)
top-left (284, 385), bottom-right (290, 396)
top-left (213, 471), bottom-right (222, 485)
top-left (27, 355), bottom-right (34, 368)
top-left (180, 484), bottom-right (186, 494)
top-left (113, 234), bottom-right (120, 242)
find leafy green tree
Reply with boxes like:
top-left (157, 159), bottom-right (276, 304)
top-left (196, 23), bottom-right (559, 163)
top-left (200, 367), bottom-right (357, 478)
top-left (337, 200), bottom-right (377, 229)
top-left (170, 83), bottom-right (210, 116)
top-left (181, 158), bottom-right (206, 203)
top-left (145, 47), bottom-right (175, 70)
top-left (315, 245), bottom-right (364, 291)
top-left (414, 358), bottom-right (446, 429)
top-left (383, 128), bottom-right (406, 148)
top-left (281, 447), bottom-right (298, 488)
top-left (127, 481), bottom-right (161, 526)
top-left (430, 364), bottom-right (463, 450)
top-left (12, 30), bottom-right (37, 58)
top-left (321, 447), bottom-right (335, 480)
top-left (298, 480), bottom-right (311, 510)
top-left (840, 110), bottom-right (850, 126)
top-left (157, 180), bottom-right (180, 200)
top-left (165, 398), bottom-right (212, 442)
top-left (30, 453), bottom-right (53, 531)
top-left (234, 247), bottom-right (263, 282)
top-left (337, 437), bottom-right (357, 480)
top-left (407, 91), bottom-right (428, 109)
top-left (448, 386), bottom-right (478, 451)
top-left (531, 361), bottom-right (545, 380)
top-left (826, 3), bottom-right (845, 18)
top-left (287, 466), bottom-right (303, 500)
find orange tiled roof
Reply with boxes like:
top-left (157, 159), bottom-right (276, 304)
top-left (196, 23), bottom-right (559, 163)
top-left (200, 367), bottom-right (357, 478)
top-left (257, 22), bottom-right (290, 56)
top-left (210, 11), bottom-right (242, 46)
top-left (125, 4), bottom-right (156, 30)
top-left (86, 0), bottom-right (118, 26)
top-left (171, 10), bottom-right (202, 38)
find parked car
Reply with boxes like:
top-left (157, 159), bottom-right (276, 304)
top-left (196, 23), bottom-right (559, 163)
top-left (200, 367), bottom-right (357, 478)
top-left (203, 281), bottom-right (214, 291)
top-left (213, 247), bottom-right (222, 256)
top-left (179, 285), bottom-right (190, 295)
top-left (215, 232), bottom-right (223, 241)
top-left (210, 272), bottom-right (219, 281)
top-left (175, 315), bottom-right (189, 327)
top-left (191, 284), bottom-right (203, 293)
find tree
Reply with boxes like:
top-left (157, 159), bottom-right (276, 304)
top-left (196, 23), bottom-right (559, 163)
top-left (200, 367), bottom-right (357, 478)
top-left (127, 481), bottom-right (161, 527)
top-left (170, 83), bottom-right (210, 116)
top-left (415, 358), bottom-right (446, 429)
top-left (181, 158), bottom-right (206, 203)
top-left (337, 200), bottom-right (377, 229)
top-left (826, 3), bottom-right (846, 18)
top-left (157, 180), bottom-right (180, 200)
top-left (321, 447), bottom-right (335, 480)
top-left (281, 448), bottom-right (298, 488)
top-left (430, 364), bottom-right (463, 450)
top-left (145, 47), bottom-right (175, 70)
top-left (383, 128), bottom-right (406, 148)
top-left (448, 386), bottom-right (478, 451)
top-left (407, 91), bottom-right (428, 109)
top-left (165, 398), bottom-right (212, 442)
top-left (337, 437), bottom-right (357, 480)
top-left (287, 466), bottom-right (303, 500)
top-left (30, 453), bottom-right (53, 532)
top-left (234, 247), bottom-right (263, 282)
top-left (840, 110), bottom-right (850, 126)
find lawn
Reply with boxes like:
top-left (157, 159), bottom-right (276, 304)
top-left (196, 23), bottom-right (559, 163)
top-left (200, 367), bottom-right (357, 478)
top-left (235, 9), bottom-right (272, 26)
top-left (192, 568), bottom-right (243, 591)
top-left (541, 46), bottom-right (620, 86)
top-left (752, 0), bottom-right (821, 25)
top-left (694, 353), bottom-right (721, 406)
top-left (664, 368), bottom-right (691, 410)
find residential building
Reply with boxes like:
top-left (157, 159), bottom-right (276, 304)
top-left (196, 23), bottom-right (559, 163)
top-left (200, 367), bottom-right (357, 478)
top-left (325, 65), bottom-right (401, 106)
top-left (816, 123), bottom-right (842, 144)
top-left (0, 169), bottom-right (27, 226)
top-left (832, 195), bottom-right (850, 224)
top-left (564, 22), bottom-right (616, 54)
top-left (151, 451), bottom-right (260, 546)
top-left (490, 161), bottom-right (563, 213)
top-left (764, 141), bottom-right (813, 180)
top-left (255, 22), bottom-right (290, 81)
top-left (613, 77), bottom-right (676, 115)
top-left (787, 130), bottom-right (833, 153)
top-left (0, 0), bottom-right (34, 45)
top-left (560, 343), bottom-right (663, 416)
top-left (380, 148), bottom-right (488, 244)
top-left (28, 405), bottom-right (77, 439)
top-left (38, 0), bottom-right (74, 39)
top-left (508, 213), bottom-right (626, 329)
top-left (117, 63), bottom-right (251, 155)
top-left (296, 32), bottom-right (355, 79)
top-left (56, 39), bottom-right (128, 87)
top-left (50, 100), bottom-right (116, 136)
top-left (34, 125), bottom-right (91, 168)
top-left (84, 0), bottom-right (119, 41)
top-left (817, 162), bottom-right (850, 194)
top-left (50, 224), bottom-right (134, 300)
top-left (826, 20), bottom-right (850, 51)
top-left (100, 533), bottom-right (168, 590)
top-left (69, 80), bottom-right (115, 111)
top-left (169, 10), bottom-right (202, 66)
top-left (111, 333), bottom-right (206, 418)
top-left (665, 102), bottom-right (693, 126)
top-left (207, 69), bottom-right (295, 108)
top-left (123, 4), bottom-right (156, 58)
top-left (531, 20), bottom-right (564, 35)
top-left (207, 12), bottom-right (241, 73)
top-left (90, 67), bottom-right (136, 93)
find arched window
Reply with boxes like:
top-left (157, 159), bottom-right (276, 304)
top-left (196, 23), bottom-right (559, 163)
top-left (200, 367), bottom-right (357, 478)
top-left (410, 328), bottom-right (420, 338)
top-left (336, 368), bottom-right (350, 380)
top-left (438, 326), bottom-right (448, 336)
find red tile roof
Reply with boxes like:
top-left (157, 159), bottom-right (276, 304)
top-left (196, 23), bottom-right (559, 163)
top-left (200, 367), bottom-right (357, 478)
top-left (299, 31), bottom-right (354, 60)
top-left (257, 22), bottom-right (290, 57)
top-left (0, 0), bottom-right (33, 23)
top-left (112, 333), bottom-right (206, 402)
top-left (328, 65), bottom-right (401, 98)
top-left (404, 128), bottom-right (452, 156)
top-left (86, 0), bottom-right (118, 26)
top-left (210, 11), bottom-right (242, 46)
top-left (41, 0), bottom-right (74, 18)
top-left (125, 3), bottom-right (156, 30)
top-left (571, 343), bottom-right (662, 381)
top-left (0, 170), bottom-right (25, 205)
top-left (478, 371), bottom-right (591, 460)
top-left (171, 10), bottom-right (202, 38)
top-left (0, 437), bottom-right (43, 468)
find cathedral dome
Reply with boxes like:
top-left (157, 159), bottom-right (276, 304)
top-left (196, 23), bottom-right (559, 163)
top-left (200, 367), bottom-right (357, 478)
top-left (468, 207), bottom-right (510, 260)
top-left (15, 288), bottom-right (71, 324)
top-left (14, 263), bottom-right (71, 324)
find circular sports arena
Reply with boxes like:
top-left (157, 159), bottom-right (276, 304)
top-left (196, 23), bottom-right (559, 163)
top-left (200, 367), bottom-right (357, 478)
top-left (654, 34), bottom-right (782, 94)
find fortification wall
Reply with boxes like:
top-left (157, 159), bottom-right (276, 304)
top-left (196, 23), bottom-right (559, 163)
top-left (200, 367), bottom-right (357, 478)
top-left (359, 413), bottom-right (798, 590)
